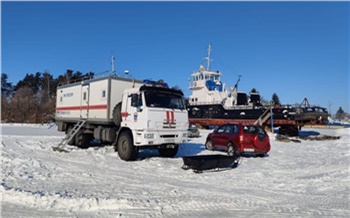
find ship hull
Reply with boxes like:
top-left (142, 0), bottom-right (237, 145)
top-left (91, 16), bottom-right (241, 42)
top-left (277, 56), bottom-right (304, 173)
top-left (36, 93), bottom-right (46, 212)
top-left (188, 104), bottom-right (295, 128)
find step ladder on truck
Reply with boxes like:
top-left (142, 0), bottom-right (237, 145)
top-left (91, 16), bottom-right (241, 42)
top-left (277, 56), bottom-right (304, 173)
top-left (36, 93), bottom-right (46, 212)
top-left (52, 119), bottom-right (86, 152)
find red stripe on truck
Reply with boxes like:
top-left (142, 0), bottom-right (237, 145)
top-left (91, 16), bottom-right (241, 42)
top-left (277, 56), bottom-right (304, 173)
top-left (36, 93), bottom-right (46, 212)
top-left (56, 104), bottom-right (107, 111)
top-left (164, 111), bottom-right (175, 124)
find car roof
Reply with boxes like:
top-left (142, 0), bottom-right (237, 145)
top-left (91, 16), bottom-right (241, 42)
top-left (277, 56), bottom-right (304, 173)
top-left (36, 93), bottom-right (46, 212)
top-left (225, 123), bottom-right (263, 127)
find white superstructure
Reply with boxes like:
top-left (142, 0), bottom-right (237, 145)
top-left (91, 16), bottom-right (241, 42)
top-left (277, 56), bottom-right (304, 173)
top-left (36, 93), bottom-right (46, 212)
top-left (188, 44), bottom-right (252, 109)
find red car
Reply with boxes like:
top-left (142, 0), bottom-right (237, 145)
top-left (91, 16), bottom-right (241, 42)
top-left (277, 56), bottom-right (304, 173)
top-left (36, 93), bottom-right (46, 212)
top-left (205, 123), bottom-right (271, 157)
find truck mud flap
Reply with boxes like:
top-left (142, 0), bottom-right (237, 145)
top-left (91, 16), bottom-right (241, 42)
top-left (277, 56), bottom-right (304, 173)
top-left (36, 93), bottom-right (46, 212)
top-left (181, 154), bottom-right (240, 173)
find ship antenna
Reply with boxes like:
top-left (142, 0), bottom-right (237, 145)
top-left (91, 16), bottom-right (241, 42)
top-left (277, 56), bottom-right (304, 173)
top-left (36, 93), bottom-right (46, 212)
top-left (111, 55), bottom-right (116, 75)
top-left (204, 43), bottom-right (213, 71)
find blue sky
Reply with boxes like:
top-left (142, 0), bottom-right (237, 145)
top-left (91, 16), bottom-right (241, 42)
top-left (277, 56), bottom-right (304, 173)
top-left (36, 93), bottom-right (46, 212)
top-left (2, 1), bottom-right (349, 114)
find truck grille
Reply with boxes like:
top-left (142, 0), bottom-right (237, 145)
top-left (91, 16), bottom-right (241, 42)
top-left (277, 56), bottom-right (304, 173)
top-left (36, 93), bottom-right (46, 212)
top-left (160, 135), bottom-right (178, 138)
top-left (163, 123), bottom-right (176, 129)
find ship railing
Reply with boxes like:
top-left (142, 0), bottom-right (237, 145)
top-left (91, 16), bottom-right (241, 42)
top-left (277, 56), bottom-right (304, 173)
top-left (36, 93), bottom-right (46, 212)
top-left (223, 105), bottom-right (264, 110)
top-left (189, 101), bottom-right (223, 106)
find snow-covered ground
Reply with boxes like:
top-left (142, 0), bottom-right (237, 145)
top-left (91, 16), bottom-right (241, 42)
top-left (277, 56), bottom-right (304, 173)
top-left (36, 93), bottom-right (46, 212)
top-left (1, 124), bottom-right (349, 217)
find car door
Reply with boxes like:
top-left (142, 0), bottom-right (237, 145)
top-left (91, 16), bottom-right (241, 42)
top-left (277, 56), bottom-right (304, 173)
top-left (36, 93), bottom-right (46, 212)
top-left (217, 125), bottom-right (234, 149)
top-left (211, 125), bottom-right (226, 148)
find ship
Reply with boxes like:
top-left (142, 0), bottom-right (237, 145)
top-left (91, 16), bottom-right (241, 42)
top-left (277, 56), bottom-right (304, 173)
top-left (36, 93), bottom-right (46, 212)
top-left (186, 44), bottom-right (328, 135)
top-left (292, 98), bottom-right (329, 125)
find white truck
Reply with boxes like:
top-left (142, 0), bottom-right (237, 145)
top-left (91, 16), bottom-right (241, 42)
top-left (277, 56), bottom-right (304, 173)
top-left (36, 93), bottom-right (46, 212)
top-left (55, 75), bottom-right (188, 161)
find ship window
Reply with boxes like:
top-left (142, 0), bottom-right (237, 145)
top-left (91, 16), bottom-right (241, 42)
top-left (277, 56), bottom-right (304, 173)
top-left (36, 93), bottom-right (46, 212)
top-left (191, 98), bottom-right (194, 102)
top-left (195, 98), bottom-right (198, 102)
top-left (83, 92), bottom-right (86, 100)
top-left (102, 90), bottom-right (106, 98)
top-left (60, 96), bottom-right (62, 102)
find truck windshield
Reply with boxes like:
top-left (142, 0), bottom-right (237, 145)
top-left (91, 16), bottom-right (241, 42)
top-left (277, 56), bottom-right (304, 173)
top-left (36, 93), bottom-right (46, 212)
top-left (144, 91), bottom-right (185, 110)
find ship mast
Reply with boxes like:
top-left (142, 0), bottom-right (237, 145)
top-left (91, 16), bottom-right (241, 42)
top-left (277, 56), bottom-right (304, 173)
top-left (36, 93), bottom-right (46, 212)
top-left (111, 55), bottom-right (116, 75)
top-left (203, 44), bottom-right (213, 71)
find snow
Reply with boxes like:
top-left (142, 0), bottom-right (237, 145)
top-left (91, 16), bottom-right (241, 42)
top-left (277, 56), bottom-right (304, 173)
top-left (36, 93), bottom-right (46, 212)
top-left (1, 124), bottom-right (349, 217)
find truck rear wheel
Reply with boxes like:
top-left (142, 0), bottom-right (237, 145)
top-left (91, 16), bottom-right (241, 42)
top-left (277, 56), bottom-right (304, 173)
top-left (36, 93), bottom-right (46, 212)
top-left (112, 102), bottom-right (122, 127)
top-left (76, 131), bottom-right (93, 149)
top-left (158, 145), bottom-right (179, 158)
top-left (117, 131), bottom-right (137, 161)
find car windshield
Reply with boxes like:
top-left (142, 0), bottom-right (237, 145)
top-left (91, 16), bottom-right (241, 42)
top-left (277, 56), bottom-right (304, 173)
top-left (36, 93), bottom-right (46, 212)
top-left (144, 91), bottom-right (185, 110)
top-left (243, 125), bottom-right (265, 134)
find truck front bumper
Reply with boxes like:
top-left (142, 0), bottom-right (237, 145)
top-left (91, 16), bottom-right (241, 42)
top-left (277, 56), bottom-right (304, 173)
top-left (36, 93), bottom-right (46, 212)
top-left (134, 130), bottom-right (188, 146)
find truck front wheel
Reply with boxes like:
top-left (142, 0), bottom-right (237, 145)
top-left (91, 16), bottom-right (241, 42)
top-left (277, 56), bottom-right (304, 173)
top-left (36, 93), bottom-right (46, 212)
top-left (158, 145), bottom-right (179, 158)
top-left (117, 132), bottom-right (138, 161)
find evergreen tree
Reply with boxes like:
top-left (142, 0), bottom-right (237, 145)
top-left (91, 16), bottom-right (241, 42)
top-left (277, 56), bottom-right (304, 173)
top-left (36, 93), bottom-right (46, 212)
top-left (272, 93), bottom-right (281, 105)
top-left (16, 72), bottom-right (42, 94)
top-left (1, 73), bottom-right (14, 97)
top-left (335, 107), bottom-right (345, 120)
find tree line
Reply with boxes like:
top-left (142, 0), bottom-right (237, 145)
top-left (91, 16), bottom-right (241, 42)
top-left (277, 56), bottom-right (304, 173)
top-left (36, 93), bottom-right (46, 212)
top-left (1, 72), bottom-right (348, 123)
top-left (1, 70), bottom-right (94, 123)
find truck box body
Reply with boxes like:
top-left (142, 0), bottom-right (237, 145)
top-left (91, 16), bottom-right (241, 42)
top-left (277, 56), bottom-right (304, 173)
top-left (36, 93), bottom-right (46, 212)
top-left (56, 76), bottom-right (143, 124)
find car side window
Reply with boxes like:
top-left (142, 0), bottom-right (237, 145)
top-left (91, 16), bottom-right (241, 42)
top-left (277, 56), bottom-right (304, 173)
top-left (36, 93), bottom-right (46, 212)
top-left (225, 125), bottom-right (234, 133)
top-left (217, 126), bottom-right (226, 133)
top-left (233, 125), bottom-right (238, 133)
top-left (257, 127), bottom-right (265, 134)
top-left (243, 126), bottom-right (250, 134)
top-left (249, 126), bottom-right (256, 134)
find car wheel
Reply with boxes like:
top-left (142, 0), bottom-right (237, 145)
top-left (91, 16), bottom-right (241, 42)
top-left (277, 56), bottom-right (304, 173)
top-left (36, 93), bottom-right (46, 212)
top-left (205, 140), bottom-right (214, 151)
top-left (227, 143), bottom-right (237, 157)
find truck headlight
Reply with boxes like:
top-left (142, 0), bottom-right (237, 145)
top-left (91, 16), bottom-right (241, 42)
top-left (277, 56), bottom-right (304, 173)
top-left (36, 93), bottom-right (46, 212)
top-left (144, 133), bottom-right (154, 139)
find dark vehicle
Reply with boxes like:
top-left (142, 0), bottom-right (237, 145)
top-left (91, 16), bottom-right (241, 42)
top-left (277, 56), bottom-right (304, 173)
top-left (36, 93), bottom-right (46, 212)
top-left (205, 123), bottom-right (271, 157)
top-left (188, 125), bottom-right (200, 138)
